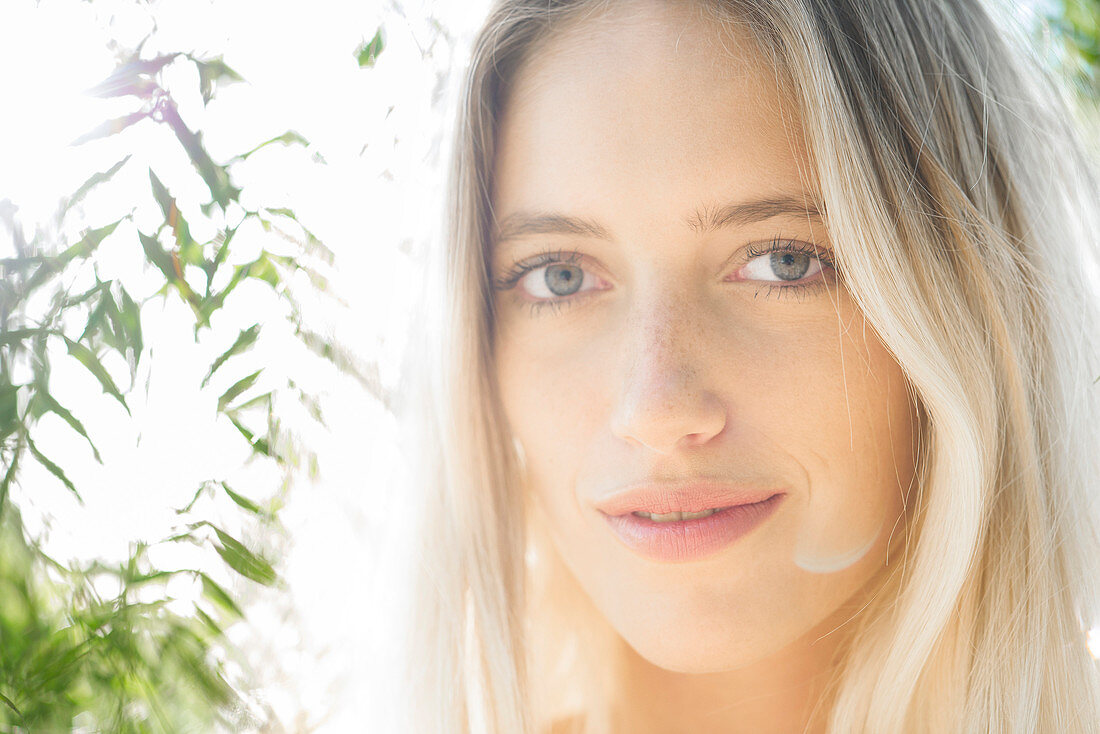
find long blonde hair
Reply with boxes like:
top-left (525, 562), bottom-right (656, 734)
top-left (379, 0), bottom-right (1100, 731)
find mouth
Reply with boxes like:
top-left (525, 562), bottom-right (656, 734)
top-left (599, 490), bottom-right (786, 563)
top-left (630, 507), bottom-right (733, 521)
top-left (594, 480), bottom-right (781, 518)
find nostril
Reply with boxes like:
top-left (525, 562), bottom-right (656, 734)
top-left (610, 387), bottom-right (727, 455)
top-left (678, 430), bottom-right (715, 448)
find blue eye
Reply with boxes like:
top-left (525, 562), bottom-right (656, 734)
top-left (492, 239), bottom-right (836, 316)
top-left (493, 249), bottom-right (607, 312)
top-left (521, 262), bottom-right (595, 298)
top-left (741, 250), bottom-right (825, 282)
top-left (530, 264), bottom-right (589, 299)
top-left (733, 239), bottom-right (834, 288)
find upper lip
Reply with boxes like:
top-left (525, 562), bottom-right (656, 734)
top-left (593, 479), bottom-right (784, 516)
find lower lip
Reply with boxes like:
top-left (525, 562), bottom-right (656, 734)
top-left (602, 494), bottom-right (785, 563)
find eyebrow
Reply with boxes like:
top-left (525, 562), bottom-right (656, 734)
top-left (686, 195), bottom-right (823, 233)
top-left (492, 194), bottom-right (823, 247)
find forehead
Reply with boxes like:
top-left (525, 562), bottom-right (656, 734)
top-left (491, 1), bottom-right (815, 244)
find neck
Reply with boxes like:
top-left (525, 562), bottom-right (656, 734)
top-left (609, 608), bottom-right (856, 734)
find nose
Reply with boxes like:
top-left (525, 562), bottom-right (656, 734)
top-left (609, 301), bottom-right (728, 455)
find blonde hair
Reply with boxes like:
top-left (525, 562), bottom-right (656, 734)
top-left (380, 0), bottom-right (1100, 731)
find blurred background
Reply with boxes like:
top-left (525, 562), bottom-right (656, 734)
top-left (0, 0), bottom-right (1095, 732)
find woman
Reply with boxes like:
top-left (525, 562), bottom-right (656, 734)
top-left (381, 0), bottom-right (1100, 731)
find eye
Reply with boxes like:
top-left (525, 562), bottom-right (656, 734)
top-left (731, 240), bottom-right (834, 286)
top-left (494, 249), bottom-right (610, 307)
top-left (741, 251), bottom-right (824, 282)
top-left (520, 262), bottom-right (601, 299)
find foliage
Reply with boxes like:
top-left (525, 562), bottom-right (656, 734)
top-left (0, 29), bottom-right (379, 731)
top-left (1043, 0), bottom-right (1100, 151)
top-left (1051, 0), bottom-right (1100, 104)
top-left (356, 29), bottom-right (386, 69)
top-left (0, 508), bottom-right (238, 732)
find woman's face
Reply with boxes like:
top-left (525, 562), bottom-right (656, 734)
top-left (491, 3), bottom-right (918, 673)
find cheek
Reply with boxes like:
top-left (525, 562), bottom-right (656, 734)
top-left (493, 328), bottom-right (607, 510)
top-left (771, 321), bottom-right (916, 482)
top-left (764, 313), bottom-right (916, 571)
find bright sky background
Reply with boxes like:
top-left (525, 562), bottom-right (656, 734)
top-left (1, 0), bottom-right (1094, 730)
top-left (0, 0), bottom-right (490, 729)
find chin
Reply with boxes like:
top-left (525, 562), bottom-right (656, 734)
top-left (622, 628), bottom-right (777, 674)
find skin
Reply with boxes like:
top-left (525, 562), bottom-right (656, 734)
top-left (490, 3), bottom-right (919, 732)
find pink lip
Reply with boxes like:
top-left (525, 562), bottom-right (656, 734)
top-left (596, 483), bottom-right (786, 563)
top-left (594, 481), bottom-right (781, 516)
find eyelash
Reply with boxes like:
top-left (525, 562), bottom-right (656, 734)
top-left (493, 238), bottom-right (836, 317)
top-left (741, 237), bottom-right (836, 301)
top-left (494, 248), bottom-right (591, 317)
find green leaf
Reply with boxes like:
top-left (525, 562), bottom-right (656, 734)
top-left (149, 169), bottom-right (173, 222)
top-left (176, 482), bottom-right (211, 515)
top-left (201, 325), bottom-right (260, 388)
top-left (23, 220), bottom-right (123, 293)
top-left (37, 392), bottom-right (102, 463)
top-left (78, 289), bottom-right (112, 343)
top-left (70, 111), bottom-right (148, 146)
top-left (223, 410), bottom-right (251, 441)
top-left (249, 253), bottom-right (280, 289)
top-left (231, 130), bottom-right (309, 163)
top-left (194, 607), bottom-right (224, 636)
top-left (60, 156), bottom-right (132, 216)
top-left (207, 526), bottom-right (276, 586)
top-left (0, 386), bottom-right (17, 444)
top-left (0, 255), bottom-right (44, 277)
top-left (193, 56), bottom-right (244, 105)
top-left (139, 230), bottom-right (176, 282)
top-left (139, 230), bottom-right (197, 305)
top-left (200, 224), bottom-right (240, 298)
top-left (118, 286), bottom-right (144, 365)
top-left (196, 261), bottom-right (249, 325)
top-left (63, 337), bottom-right (130, 415)
top-left (103, 291), bottom-right (133, 356)
top-left (59, 219), bottom-right (123, 262)
top-left (224, 412), bottom-right (272, 457)
top-left (219, 482), bottom-right (264, 516)
top-left (252, 437), bottom-right (271, 456)
top-left (355, 29), bottom-right (385, 68)
top-left (296, 387), bottom-right (325, 427)
top-left (217, 370), bottom-right (262, 412)
top-left (263, 208), bottom-right (335, 266)
top-left (224, 412), bottom-right (254, 443)
top-left (158, 99), bottom-right (241, 209)
top-left (0, 328), bottom-right (48, 347)
top-left (64, 279), bottom-right (111, 310)
top-left (0, 441), bottom-right (20, 508)
top-left (208, 225), bottom-right (237, 275)
top-left (85, 54), bottom-right (178, 98)
top-left (201, 572), bottom-right (244, 616)
top-left (24, 433), bottom-right (82, 502)
top-left (126, 570), bottom-right (174, 587)
top-left (177, 229), bottom-right (201, 266)
top-left (296, 327), bottom-right (388, 407)
top-left (146, 171), bottom-right (197, 263)
top-left (270, 252), bottom-right (329, 291)
top-left (228, 390), bottom-right (271, 414)
top-left (0, 689), bottom-right (21, 716)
